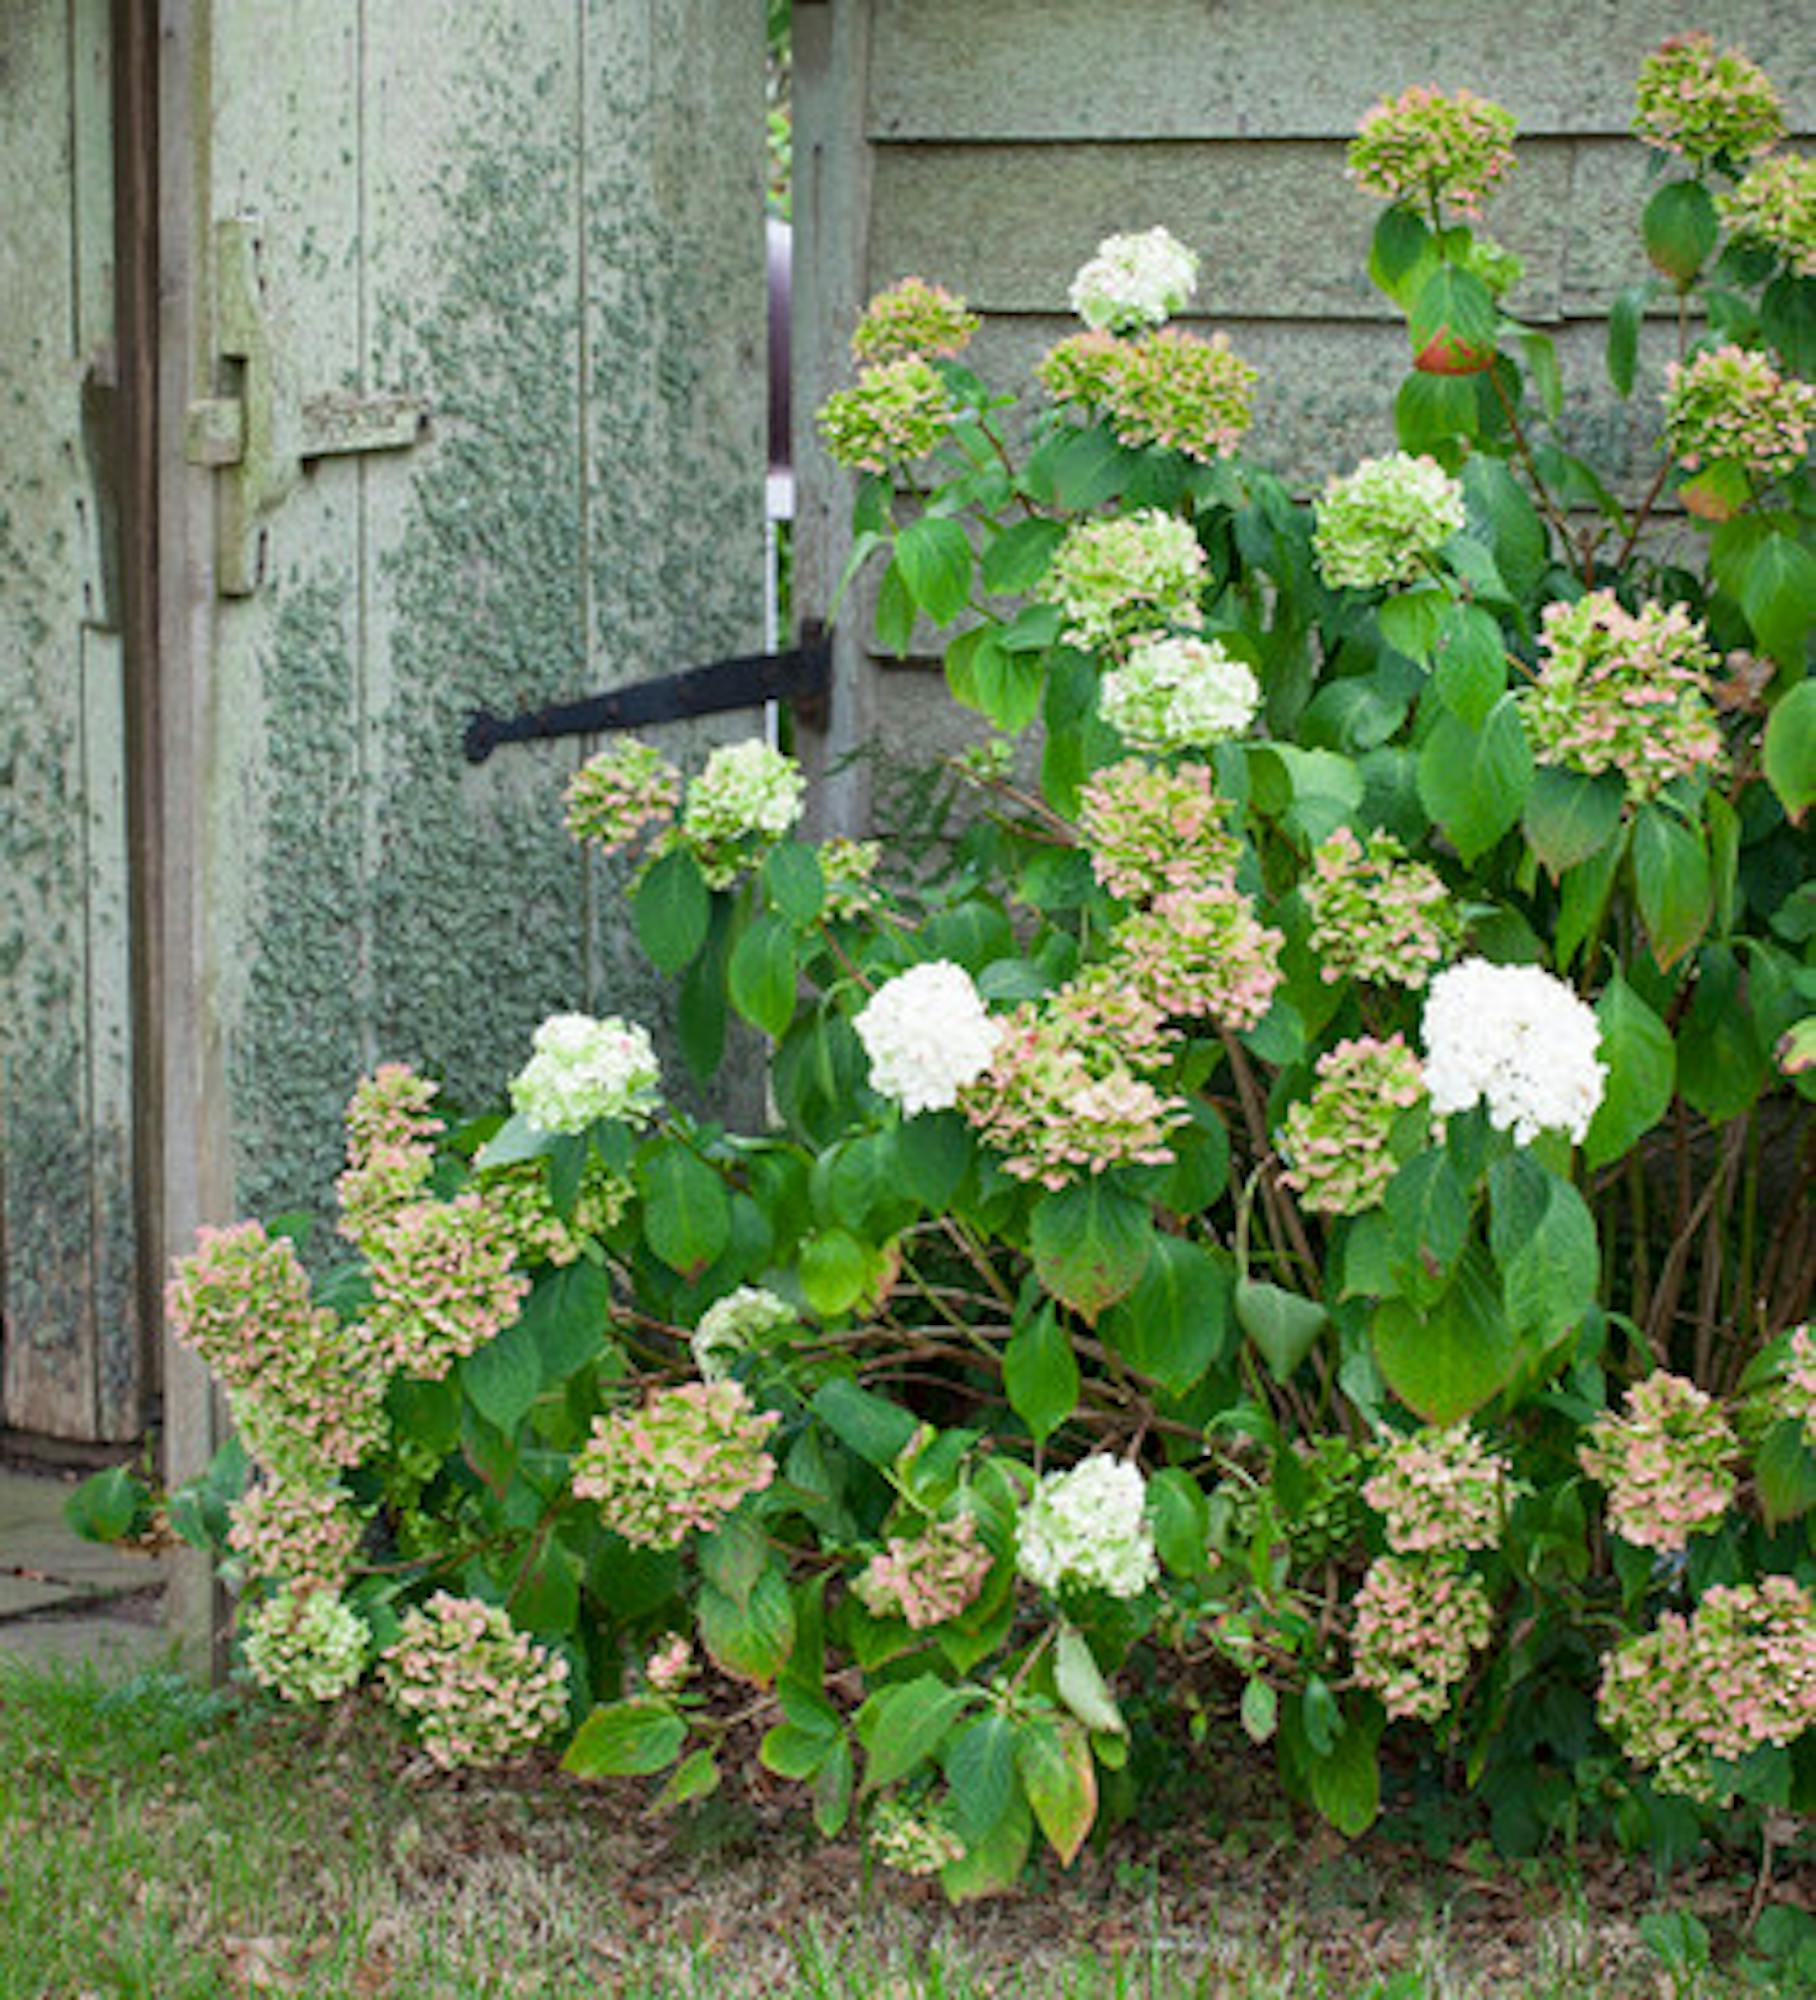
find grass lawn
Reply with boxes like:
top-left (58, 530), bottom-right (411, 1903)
top-left (0, 1653), bottom-right (1810, 1998)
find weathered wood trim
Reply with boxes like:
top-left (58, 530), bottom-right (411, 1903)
top-left (793, 0), bottom-right (878, 837)
top-left (154, 0), bottom-right (228, 1672)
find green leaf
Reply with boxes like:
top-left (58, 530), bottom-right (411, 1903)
top-left (894, 515), bottom-right (972, 626)
top-left (1408, 265), bottom-right (1498, 375)
top-left (1028, 1179), bottom-right (1154, 1323)
top-left (1148, 1468), bottom-right (1211, 1581)
top-left (1765, 680), bottom-right (1816, 820)
top-left (895, 1112), bottom-right (973, 1209)
top-left (874, 558), bottom-right (914, 657)
top-left (1372, 1247), bottom-right (1518, 1423)
top-left (506, 1537), bottom-right (581, 1633)
top-left (810, 1378), bottom-right (919, 1466)
top-left (1378, 587), bottom-right (1448, 666)
top-left (653, 1748), bottom-right (722, 1811)
top-left (1514, 328), bottom-right (1563, 423)
top-left (677, 931), bottom-right (728, 1083)
top-left (475, 1111), bottom-right (559, 1171)
top-left (1489, 1154), bottom-right (1597, 1343)
top-left (857, 1674), bottom-right (974, 1793)
top-left (1607, 281), bottom-right (1652, 396)
top-left (698, 1569), bottom-right (796, 1686)
top-left (634, 847), bottom-right (710, 973)
top-left (1522, 765), bottom-right (1626, 877)
top-left (1240, 1677), bottom-right (1279, 1745)
top-left (1055, 1624), bottom-right (1126, 1736)
top-left (955, 627), bottom-right (1044, 733)
top-left (1583, 971), bottom-right (1674, 1172)
top-left (1632, 804), bottom-right (1713, 971)
top-left (562, 1700), bottom-right (687, 1780)
top-left (982, 517), bottom-right (1066, 595)
top-left (944, 1713), bottom-right (1019, 1844)
top-left (1016, 1716), bottom-right (1097, 1868)
top-left (1384, 1151), bottom-right (1471, 1298)
top-left (1462, 456), bottom-right (1549, 601)
top-left (1306, 1707), bottom-right (1382, 1837)
top-left (1101, 1236), bottom-right (1234, 1396)
top-left (1395, 370), bottom-right (1480, 453)
top-left (1003, 1304), bottom-right (1080, 1443)
top-left (1369, 205), bottom-right (1438, 308)
top-left (798, 1227), bottom-right (872, 1315)
top-left (763, 841), bottom-right (824, 925)
top-left (462, 1314), bottom-right (543, 1434)
top-left (1643, 180), bottom-right (1718, 287)
top-left (1236, 1279), bottom-right (1328, 1384)
top-left (1738, 533), bottom-right (1816, 667)
top-left (1761, 271), bottom-right (1816, 376)
top-left (1432, 603), bottom-right (1507, 729)
top-left (636, 1140), bottom-right (731, 1277)
top-left (1025, 424), bottom-right (1132, 511)
top-left (728, 912), bottom-right (798, 1039)
top-left (813, 1736), bottom-right (854, 1836)
top-left (761, 1720), bottom-right (833, 1782)
top-left (1756, 1420), bottom-right (1816, 1528)
top-left (64, 1465), bottom-right (148, 1544)
top-left (1417, 696), bottom-right (1532, 863)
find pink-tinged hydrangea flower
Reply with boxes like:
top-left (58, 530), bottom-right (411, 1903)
top-left (1039, 510), bottom-right (1208, 654)
top-left (1077, 757), bottom-right (1242, 904)
top-left (364, 1195), bottom-right (530, 1382)
top-left (1363, 1424), bottom-right (1512, 1555)
top-left (572, 1382), bottom-right (779, 1549)
top-left (1101, 635), bottom-right (1260, 753)
top-left (242, 1587), bottom-right (368, 1705)
top-left (509, 1013), bottom-right (662, 1135)
top-left (1348, 85), bottom-right (1518, 219)
top-left (1777, 1325), bottom-right (1816, 1450)
top-left (1422, 958), bottom-right (1606, 1146)
top-left (1664, 344), bottom-right (1813, 479)
top-left (854, 1512), bottom-right (995, 1630)
top-left (1313, 452), bottom-right (1466, 591)
top-left (644, 1633), bottom-right (694, 1694)
top-left (1579, 1372), bottom-right (1739, 1552)
top-left (852, 277), bottom-right (980, 364)
top-left (336, 1063), bottom-right (444, 1246)
top-left (1036, 330), bottom-right (1126, 408)
top-left (1523, 592), bottom-right (1724, 802)
top-left (1633, 33), bottom-right (1785, 167)
top-left (681, 739), bottom-right (808, 887)
top-left (819, 836), bottom-right (882, 919)
top-left (1351, 1555), bottom-right (1493, 1723)
top-left (1067, 227), bottom-right (1199, 333)
top-left (691, 1285), bottom-right (799, 1381)
top-left (474, 1155), bottom-right (631, 1269)
top-left (228, 1479), bottom-right (364, 1592)
top-left (1016, 1455), bottom-right (1158, 1600)
top-left (1304, 826), bottom-right (1460, 990)
top-left (1112, 882), bottom-right (1283, 1029)
top-left (1720, 154), bottom-right (1816, 278)
top-left (962, 987), bottom-right (1187, 1190)
top-left (1597, 1576), bottom-right (1816, 1800)
top-left (1277, 1035), bottom-right (1426, 1217)
top-left (1100, 329), bottom-right (1259, 463)
top-left (854, 961), bottom-right (1003, 1116)
top-left (379, 1592), bottom-right (571, 1768)
top-left (563, 738), bottom-right (682, 856)
top-left (166, 1222), bottom-right (386, 1482)
top-left (816, 357), bottom-right (955, 473)
top-left (870, 1797), bottom-right (968, 1877)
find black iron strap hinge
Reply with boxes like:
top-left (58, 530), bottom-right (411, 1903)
top-left (462, 622), bottom-right (832, 766)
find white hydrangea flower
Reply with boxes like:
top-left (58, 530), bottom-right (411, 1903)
top-left (1068, 226), bottom-right (1200, 333)
top-left (854, 961), bottom-right (1002, 1116)
top-left (682, 739), bottom-right (807, 845)
top-left (1100, 635), bottom-right (1260, 752)
top-left (242, 1587), bottom-right (368, 1704)
top-left (509, 1012), bottom-right (661, 1134)
top-left (1313, 452), bottom-right (1466, 591)
top-left (1421, 958), bottom-right (1606, 1145)
top-left (692, 1285), bottom-right (798, 1380)
top-left (1016, 1454), bottom-right (1158, 1600)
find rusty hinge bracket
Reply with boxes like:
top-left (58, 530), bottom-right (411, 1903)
top-left (184, 219), bottom-right (428, 596)
top-left (462, 623), bottom-right (833, 765)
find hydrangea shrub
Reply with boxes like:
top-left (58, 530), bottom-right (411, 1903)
top-left (91, 34), bottom-right (1815, 1893)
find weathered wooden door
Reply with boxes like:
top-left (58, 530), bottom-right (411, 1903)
top-left (2, 1), bottom-right (767, 1451)
top-left (0, 0), bottom-right (145, 1442)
